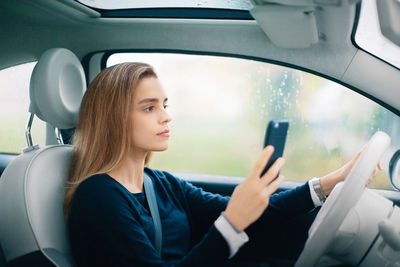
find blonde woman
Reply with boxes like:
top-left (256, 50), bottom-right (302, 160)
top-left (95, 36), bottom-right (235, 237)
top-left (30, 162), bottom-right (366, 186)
top-left (65, 63), bottom-right (379, 266)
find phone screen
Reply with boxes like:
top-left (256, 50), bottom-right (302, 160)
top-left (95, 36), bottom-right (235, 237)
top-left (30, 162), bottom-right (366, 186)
top-left (260, 120), bottom-right (289, 177)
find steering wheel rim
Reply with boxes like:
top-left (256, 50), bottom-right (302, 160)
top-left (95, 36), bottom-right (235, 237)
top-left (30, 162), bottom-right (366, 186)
top-left (295, 131), bottom-right (391, 267)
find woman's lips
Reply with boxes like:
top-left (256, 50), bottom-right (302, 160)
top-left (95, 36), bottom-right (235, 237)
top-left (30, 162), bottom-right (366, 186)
top-left (157, 129), bottom-right (170, 137)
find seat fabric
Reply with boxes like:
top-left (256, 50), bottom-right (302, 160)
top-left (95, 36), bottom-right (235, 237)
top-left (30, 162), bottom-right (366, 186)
top-left (0, 146), bottom-right (74, 266)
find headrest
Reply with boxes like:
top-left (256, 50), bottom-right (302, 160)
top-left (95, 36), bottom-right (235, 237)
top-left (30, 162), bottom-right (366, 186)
top-left (29, 48), bottom-right (86, 129)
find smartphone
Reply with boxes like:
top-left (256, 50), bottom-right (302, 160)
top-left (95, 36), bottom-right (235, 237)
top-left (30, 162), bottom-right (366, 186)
top-left (260, 120), bottom-right (289, 177)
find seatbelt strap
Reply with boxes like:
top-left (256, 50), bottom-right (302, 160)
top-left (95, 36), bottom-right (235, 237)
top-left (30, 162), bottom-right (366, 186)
top-left (143, 173), bottom-right (162, 256)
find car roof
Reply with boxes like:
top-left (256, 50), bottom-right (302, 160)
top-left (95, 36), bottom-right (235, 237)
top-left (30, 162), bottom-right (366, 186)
top-left (1, 0), bottom-right (399, 113)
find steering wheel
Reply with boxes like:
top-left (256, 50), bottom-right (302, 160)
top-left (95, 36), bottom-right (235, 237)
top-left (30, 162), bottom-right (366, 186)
top-left (295, 131), bottom-right (391, 267)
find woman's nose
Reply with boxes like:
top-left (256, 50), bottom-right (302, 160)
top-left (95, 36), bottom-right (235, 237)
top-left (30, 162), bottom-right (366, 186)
top-left (161, 109), bottom-right (172, 124)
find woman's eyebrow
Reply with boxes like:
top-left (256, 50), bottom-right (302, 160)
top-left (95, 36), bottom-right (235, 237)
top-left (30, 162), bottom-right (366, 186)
top-left (138, 97), bottom-right (168, 104)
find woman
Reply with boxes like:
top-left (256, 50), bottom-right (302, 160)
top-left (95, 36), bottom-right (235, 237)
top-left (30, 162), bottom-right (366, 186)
top-left (64, 63), bottom-right (379, 266)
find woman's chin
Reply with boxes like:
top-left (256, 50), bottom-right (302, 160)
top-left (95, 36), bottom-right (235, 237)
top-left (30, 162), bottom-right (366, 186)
top-left (152, 144), bottom-right (169, 152)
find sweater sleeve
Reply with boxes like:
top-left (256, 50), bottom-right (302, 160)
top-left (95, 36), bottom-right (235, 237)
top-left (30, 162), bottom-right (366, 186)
top-left (232, 182), bottom-right (318, 262)
top-left (178, 176), bottom-right (314, 225)
top-left (171, 176), bottom-right (315, 260)
top-left (267, 181), bottom-right (316, 218)
top-left (175, 178), bottom-right (317, 263)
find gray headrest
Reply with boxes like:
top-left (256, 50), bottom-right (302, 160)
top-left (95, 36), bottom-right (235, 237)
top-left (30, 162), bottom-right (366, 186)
top-left (29, 48), bottom-right (86, 129)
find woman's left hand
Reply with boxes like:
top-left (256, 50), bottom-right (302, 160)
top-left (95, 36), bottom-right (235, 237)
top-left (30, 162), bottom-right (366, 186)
top-left (319, 146), bottom-right (383, 197)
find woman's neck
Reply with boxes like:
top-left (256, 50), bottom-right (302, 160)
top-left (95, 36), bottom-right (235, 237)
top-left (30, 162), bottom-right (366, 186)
top-left (107, 150), bottom-right (147, 193)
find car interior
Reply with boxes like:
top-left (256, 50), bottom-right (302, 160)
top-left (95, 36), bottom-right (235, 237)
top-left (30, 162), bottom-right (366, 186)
top-left (1, 0), bottom-right (400, 266)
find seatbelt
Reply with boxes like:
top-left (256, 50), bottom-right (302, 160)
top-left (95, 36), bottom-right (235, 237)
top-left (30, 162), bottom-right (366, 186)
top-left (143, 173), bottom-right (162, 256)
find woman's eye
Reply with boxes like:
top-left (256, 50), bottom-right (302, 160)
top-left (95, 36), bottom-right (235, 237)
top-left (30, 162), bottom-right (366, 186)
top-left (144, 106), bottom-right (154, 112)
top-left (164, 104), bottom-right (168, 109)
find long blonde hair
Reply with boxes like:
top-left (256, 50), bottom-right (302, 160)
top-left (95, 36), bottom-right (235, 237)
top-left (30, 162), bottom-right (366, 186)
top-left (64, 62), bottom-right (156, 217)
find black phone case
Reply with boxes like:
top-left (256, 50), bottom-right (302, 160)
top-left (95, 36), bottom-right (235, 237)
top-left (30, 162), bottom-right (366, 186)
top-left (260, 120), bottom-right (289, 177)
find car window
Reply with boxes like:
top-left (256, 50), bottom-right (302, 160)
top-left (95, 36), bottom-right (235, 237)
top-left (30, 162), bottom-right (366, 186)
top-left (0, 62), bottom-right (46, 154)
top-left (107, 53), bottom-right (400, 189)
top-left (77, 0), bottom-right (252, 10)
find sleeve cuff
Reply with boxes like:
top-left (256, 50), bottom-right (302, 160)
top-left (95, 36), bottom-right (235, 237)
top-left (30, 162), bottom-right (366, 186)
top-left (308, 179), bottom-right (323, 207)
top-left (214, 213), bottom-right (249, 258)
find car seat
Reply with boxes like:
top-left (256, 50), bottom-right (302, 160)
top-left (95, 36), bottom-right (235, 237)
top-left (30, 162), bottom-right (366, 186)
top-left (0, 48), bottom-right (86, 266)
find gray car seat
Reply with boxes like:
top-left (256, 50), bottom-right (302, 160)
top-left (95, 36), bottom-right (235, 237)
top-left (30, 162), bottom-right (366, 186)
top-left (0, 48), bottom-right (86, 266)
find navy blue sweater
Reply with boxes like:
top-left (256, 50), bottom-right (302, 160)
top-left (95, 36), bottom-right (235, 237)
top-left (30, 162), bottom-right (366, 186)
top-left (68, 168), bottom-right (315, 266)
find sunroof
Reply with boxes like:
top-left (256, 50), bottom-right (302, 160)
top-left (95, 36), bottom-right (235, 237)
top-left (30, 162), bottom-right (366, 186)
top-left (77, 0), bottom-right (252, 10)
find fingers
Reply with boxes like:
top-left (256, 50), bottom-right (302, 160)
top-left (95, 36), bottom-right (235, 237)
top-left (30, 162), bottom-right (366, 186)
top-left (359, 144), bottom-right (367, 154)
top-left (344, 145), bottom-right (368, 173)
top-left (260, 157), bottom-right (285, 186)
top-left (378, 160), bottom-right (383, 171)
top-left (350, 145), bottom-right (366, 164)
top-left (372, 161), bottom-right (383, 177)
top-left (263, 175), bottom-right (284, 196)
top-left (249, 146), bottom-right (275, 179)
top-left (367, 162), bottom-right (384, 186)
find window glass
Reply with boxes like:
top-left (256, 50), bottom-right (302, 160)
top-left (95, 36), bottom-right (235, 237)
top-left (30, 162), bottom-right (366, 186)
top-left (107, 53), bottom-right (400, 189)
top-left (0, 62), bottom-right (46, 153)
top-left (77, 0), bottom-right (252, 10)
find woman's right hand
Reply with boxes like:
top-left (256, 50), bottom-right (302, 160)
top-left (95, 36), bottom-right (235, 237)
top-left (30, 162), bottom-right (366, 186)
top-left (224, 146), bottom-right (285, 231)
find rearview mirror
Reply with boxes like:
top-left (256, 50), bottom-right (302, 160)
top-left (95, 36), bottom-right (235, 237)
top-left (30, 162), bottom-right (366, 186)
top-left (389, 149), bottom-right (400, 191)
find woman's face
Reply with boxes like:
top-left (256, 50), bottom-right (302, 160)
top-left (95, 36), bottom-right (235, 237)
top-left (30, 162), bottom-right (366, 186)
top-left (131, 76), bottom-right (172, 153)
